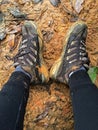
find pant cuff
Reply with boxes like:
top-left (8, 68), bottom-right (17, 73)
top-left (68, 70), bottom-right (93, 90)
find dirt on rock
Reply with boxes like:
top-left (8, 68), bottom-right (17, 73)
top-left (0, 0), bottom-right (98, 130)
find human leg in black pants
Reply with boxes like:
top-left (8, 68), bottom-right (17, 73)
top-left (0, 21), bottom-right (49, 130)
top-left (69, 70), bottom-right (98, 130)
top-left (0, 72), bottom-right (30, 130)
top-left (50, 21), bottom-right (97, 130)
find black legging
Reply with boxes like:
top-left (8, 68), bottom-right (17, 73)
top-left (69, 70), bottom-right (98, 130)
top-left (0, 72), bottom-right (30, 130)
top-left (0, 70), bottom-right (98, 130)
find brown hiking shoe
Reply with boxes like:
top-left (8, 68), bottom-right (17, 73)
top-left (13, 21), bottom-right (49, 84)
top-left (50, 21), bottom-right (89, 84)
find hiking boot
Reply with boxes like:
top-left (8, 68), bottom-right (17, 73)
top-left (13, 21), bottom-right (49, 84)
top-left (50, 21), bottom-right (89, 84)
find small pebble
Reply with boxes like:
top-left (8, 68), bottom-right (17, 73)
top-left (32, 0), bottom-right (42, 4)
top-left (49, 0), bottom-right (61, 7)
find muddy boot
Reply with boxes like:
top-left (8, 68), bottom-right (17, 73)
top-left (50, 21), bottom-right (89, 84)
top-left (13, 21), bottom-right (49, 84)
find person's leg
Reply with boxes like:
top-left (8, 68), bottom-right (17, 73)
top-left (0, 21), bottom-right (49, 130)
top-left (0, 71), bottom-right (30, 130)
top-left (69, 70), bottom-right (98, 130)
top-left (50, 21), bottom-right (98, 130)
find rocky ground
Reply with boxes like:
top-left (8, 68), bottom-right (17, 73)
top-left (0, 0), bottom-right (98, 129)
